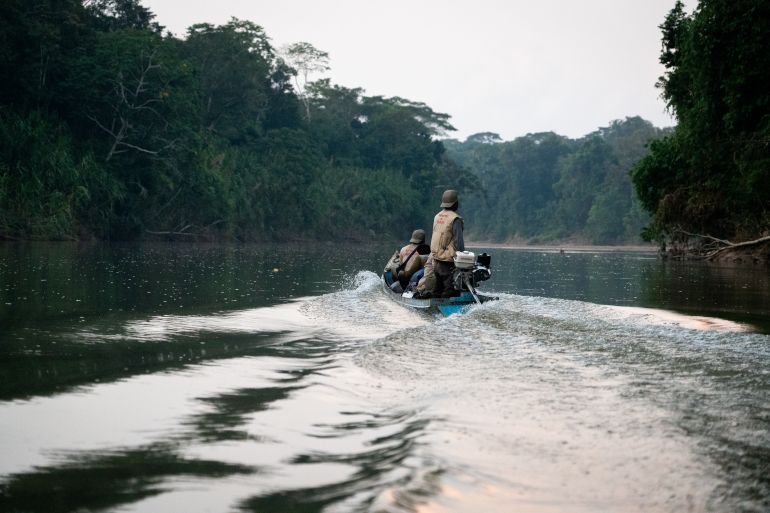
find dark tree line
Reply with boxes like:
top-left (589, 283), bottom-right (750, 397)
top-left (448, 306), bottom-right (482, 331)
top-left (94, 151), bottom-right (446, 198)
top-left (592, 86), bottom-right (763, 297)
top-left (3, 0), bottom-right (763, 247)
top-left (445, 117), bottom-right (669, 244)
top-left (0, 0), bottom-right (466, 241)
top-left (631, 0), bottom-right (770, 247)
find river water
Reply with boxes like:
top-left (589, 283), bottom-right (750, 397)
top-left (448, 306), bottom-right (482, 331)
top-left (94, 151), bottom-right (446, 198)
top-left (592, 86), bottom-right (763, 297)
top-left (0, 243), bottom-right (768, 512)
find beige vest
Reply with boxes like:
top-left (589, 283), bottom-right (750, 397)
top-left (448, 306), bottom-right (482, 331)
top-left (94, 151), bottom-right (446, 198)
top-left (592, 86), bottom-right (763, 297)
top-left (398, 243), bottom-right (422, 277)
top-left (430, 209), bottom-right (462, 262)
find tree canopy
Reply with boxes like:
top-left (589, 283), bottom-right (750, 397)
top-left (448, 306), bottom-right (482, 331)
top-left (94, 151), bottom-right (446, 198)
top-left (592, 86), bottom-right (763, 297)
top-left (445, 117), bottom-right (668, 244)
top-left (0, 0), bottom-right (467, 241)
top-left (4, 0), bottom-right (760, 248)
top-left (631, 0), bottom-right (770, 244)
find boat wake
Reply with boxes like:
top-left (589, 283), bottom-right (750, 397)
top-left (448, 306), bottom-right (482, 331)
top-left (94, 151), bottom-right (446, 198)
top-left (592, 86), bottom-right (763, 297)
top-left (343, 281), bottom-right (768, 513)
top-left (299, 271), bottom-right (429, 341)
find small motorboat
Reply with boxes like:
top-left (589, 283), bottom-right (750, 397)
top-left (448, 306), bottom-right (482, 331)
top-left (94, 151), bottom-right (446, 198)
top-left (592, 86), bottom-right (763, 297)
top-left (382, 251), bottom-right (497, 316)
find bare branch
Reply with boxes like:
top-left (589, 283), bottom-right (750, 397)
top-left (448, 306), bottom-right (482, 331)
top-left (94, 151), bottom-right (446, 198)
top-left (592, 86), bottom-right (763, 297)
top-left (674, 228), bottom-right (734, 246)
top-left (204, 219), bottom-right (224, 229)
top-left (116, 140), bottom-right (160, 156)
top-left (670, 227), bottom-right (770, 260)
top-left (133, 50), bottom-right (159, 99)
top-left (87, 115), bottom-right (118, 138)
top-left (705, 235), bottom-right (770, 259)
top-left (145, 229), bottom-right (199, 236)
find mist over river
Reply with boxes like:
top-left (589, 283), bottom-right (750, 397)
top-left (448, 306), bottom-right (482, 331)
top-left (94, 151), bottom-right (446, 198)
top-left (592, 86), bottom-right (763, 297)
top-left (1, 243), bottom-right (768, 512)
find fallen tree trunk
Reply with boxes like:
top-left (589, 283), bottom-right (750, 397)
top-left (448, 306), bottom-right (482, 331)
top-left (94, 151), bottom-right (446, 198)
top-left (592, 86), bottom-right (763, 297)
top-left (705, 235), bottom-right (770, 258)
top-left (667, 229), bottom-right (770, 264)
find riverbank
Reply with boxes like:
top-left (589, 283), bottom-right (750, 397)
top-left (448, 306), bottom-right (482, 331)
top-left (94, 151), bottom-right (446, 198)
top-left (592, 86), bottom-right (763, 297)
top-left (469, 240), bottom-right (770, 265)
top-left (685, 240), bottom-right (769, 266)
top-left (467, 241), bottom-right (658, 253)
top-left (654, 234), bottom-right (770, 265)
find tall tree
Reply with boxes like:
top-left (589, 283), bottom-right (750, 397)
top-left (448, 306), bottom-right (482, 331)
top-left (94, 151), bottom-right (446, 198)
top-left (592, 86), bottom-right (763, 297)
top-left (85, 0), bottom-right (163, 33)
top-left (631, 0), bottom-right (770, 242)
top-left (0, 0), bottom-right (94, 112)
top-left (183, 19), bottom-right (274, 142)
top-left (280, 42), bottom-right (330, 122)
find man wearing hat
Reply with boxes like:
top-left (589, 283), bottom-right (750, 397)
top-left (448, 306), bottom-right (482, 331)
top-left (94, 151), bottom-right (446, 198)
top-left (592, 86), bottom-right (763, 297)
top-left (397, 228), bottom-right (429, 288)
top-left (430, 189), bottom-right (465, 297)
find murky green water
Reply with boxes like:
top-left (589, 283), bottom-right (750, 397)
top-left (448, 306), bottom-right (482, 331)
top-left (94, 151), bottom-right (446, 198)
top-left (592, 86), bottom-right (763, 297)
top-left (1, 243), bottom-right (768, 512)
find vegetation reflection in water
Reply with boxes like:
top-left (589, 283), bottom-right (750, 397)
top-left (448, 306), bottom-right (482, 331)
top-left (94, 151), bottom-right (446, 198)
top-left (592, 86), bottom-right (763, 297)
top-left (0, 243), bottom-right (768, 512)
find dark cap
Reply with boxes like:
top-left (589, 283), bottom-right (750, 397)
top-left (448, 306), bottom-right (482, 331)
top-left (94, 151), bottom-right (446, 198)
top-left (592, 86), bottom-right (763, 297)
top-left (440, 189), bottom-right (459, 208)
top-left (409, 229), bottom-right (426, 244)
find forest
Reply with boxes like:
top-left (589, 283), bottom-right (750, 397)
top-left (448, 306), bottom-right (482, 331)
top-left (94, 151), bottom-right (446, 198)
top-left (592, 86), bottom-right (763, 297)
top-left (1, 0), bottom-right (767, 248)
top-left (0, 0), bottom-right (466, 242)
top-left (445, 117), bottom-right (669, 244)
top-left (632, 0), bottom-right (770, 254)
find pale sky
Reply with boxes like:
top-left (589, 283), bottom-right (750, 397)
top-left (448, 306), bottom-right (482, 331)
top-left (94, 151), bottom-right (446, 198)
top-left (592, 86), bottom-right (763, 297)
top-left (143, 0), bottom-right (694, 140)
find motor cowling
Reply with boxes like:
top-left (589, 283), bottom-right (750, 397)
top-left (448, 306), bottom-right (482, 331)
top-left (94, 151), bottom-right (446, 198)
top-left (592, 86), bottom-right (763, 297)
top-left (452, 259), bottom-right (492, 291)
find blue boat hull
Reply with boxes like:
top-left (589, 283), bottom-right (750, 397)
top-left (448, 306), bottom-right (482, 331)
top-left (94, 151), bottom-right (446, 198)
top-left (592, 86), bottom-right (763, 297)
top-left (382, 277), bottom-right (495, 316)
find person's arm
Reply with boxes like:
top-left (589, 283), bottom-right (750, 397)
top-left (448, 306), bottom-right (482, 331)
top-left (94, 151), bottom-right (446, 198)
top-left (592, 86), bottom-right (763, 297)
top-left (452, 218), bottom-right (465, 252)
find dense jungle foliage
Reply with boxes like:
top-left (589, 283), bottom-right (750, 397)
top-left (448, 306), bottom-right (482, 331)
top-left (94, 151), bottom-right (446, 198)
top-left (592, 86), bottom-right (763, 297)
top-left (3, 0), bottom-right (763, 246)
top-left (445, 117), bottom-right (669, 244)
top-left (631, 0), bottom-right (770, 245)
top-left (0, 0), bottom-right (469, 241)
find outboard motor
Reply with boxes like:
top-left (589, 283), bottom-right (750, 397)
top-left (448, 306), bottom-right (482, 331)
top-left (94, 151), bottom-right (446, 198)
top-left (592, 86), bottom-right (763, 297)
top-left (477, 252), bottom-right (491, 269)
top-left (452, 251), bottom-right (492, 292)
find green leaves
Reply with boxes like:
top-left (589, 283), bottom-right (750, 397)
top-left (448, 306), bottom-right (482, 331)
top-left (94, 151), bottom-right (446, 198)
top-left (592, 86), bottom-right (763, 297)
top-left (633, 0), bottom-right (770, 241)
top-left (0, 110), bottom-right (119, 239)
top-left (0, 2), bottom-right (464, 242)
top-left (447, 117), bottom-right (661, 244)
top-left (183, 19), bottom-right (275, 142)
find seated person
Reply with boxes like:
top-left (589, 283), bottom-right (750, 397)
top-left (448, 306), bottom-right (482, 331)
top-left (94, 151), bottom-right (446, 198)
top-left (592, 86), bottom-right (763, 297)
top-left (397, 229), bottom-right (430, 288)
top-left (406, 253), bottom-right (429, 290)
top-left (413, 254), bottom-right (436, 297)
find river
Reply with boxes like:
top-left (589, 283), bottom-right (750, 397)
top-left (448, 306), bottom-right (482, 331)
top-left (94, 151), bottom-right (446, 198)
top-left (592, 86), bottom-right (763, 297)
top-left (0, 243), bottom-right (768, 512)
